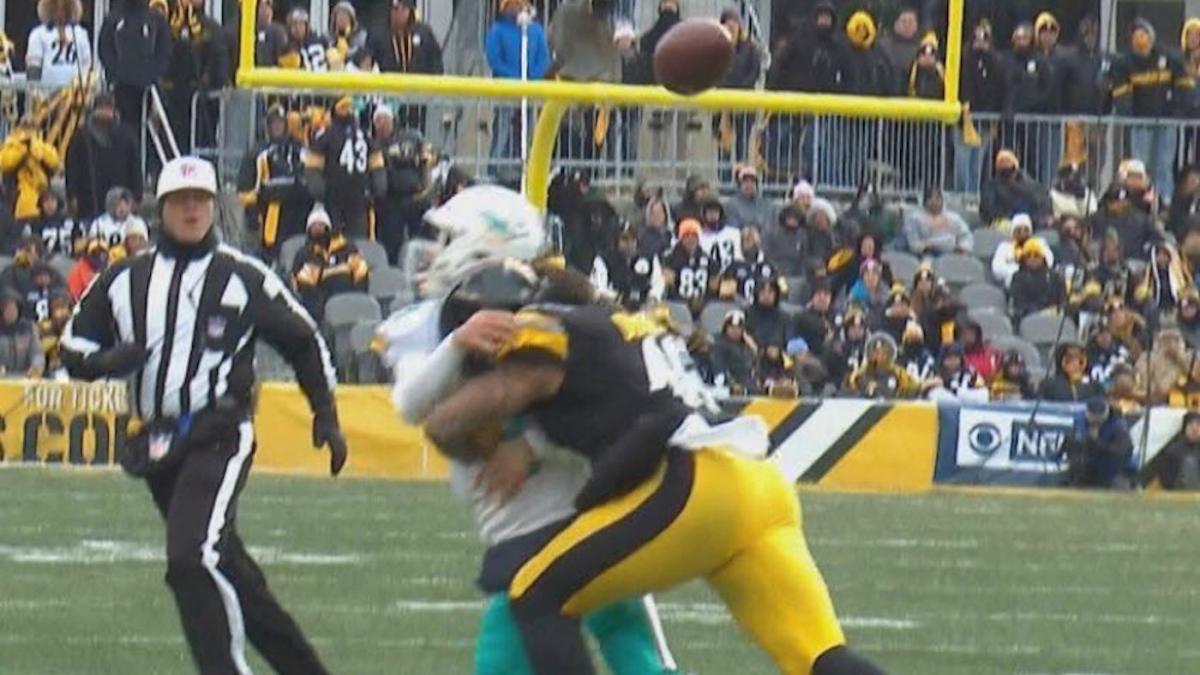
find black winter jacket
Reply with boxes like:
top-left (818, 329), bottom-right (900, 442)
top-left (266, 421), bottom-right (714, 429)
top-left (98, 0), bottom-right (173, 88)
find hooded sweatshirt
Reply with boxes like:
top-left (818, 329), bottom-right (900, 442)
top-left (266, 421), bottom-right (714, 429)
top-left (768, 1), bottom-right (851, 93)
top-left (844, 11), bottom-right (894, 95)
top-left (723, 180), bottom-right (775, 231)
top-left (763, 206), bottom-right (808, 277)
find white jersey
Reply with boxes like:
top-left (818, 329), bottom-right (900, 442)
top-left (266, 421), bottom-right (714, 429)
top-left (699, 225), bottom-right (742, 272)
top-left (25, 23), bottom-right (92, 90)
top-left (90, 214), bottom-right (143, 249)
top-left (378, 300), bottom-right (587, 547)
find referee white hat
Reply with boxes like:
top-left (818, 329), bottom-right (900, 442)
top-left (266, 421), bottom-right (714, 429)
top-left (157, 156), bottom-right (218, 200)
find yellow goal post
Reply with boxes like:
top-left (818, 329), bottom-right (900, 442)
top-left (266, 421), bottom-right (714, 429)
top-left (236, 0), bottom-right (964, 211)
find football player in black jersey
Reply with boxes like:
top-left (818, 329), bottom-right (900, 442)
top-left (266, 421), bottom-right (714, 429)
top-left (424, 262), bottom-right (887, 675)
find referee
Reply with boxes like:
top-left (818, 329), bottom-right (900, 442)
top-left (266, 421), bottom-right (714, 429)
top-left (62, 156), bottom-right (348, 675)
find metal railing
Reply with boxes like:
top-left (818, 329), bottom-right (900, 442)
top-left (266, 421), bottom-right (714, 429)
top-left (965, 113), bottom-right (1200, 200)
top-left (195, 90), bottom-right (1200, 205)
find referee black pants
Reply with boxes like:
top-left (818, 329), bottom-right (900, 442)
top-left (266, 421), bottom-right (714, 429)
top-left (147, 421), bottom-right (330, 675)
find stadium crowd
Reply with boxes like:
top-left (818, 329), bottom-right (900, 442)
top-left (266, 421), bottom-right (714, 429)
top-left (0, 1), bottom-right (1197, 487)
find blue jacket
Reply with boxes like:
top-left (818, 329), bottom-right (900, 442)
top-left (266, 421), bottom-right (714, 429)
top-left (485, 15), bottom-right (550, 80)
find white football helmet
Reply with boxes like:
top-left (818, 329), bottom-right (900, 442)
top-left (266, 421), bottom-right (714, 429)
top-left (422, 185), bottom-right (545, 297)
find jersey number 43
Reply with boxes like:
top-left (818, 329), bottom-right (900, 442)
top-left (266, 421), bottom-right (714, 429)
top-left (338, 133), bottom-right (369, 174)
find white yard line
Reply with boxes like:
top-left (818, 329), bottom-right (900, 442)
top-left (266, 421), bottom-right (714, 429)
top-left (390, 600), bottom-right (918, 630)
top-left (0, 540), bottom-right (364, 565)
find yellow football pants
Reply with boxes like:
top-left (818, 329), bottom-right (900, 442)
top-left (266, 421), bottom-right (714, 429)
top-left (510, 448), bottom-right (845, 675)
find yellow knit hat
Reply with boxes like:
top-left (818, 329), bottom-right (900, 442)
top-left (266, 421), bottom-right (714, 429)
top-left (846, 11), bottom-right (877, 49)
top-left (1034, 11), bottom-right (1059, 35)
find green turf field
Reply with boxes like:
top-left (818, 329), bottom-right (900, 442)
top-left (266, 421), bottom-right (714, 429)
top-left (2, 467), bottom-right (1198, 675)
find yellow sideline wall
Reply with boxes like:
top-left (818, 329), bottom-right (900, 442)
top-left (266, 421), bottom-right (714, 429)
top-left (0, 381), bottom-right (941, 489)
top-left (0, 380), bottom-right (448, 481)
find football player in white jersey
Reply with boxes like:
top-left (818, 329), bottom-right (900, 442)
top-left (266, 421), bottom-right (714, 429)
top-left (26, 0), bottom-right (93, 91)
top-left (378, 185), bottom-right (680, 675)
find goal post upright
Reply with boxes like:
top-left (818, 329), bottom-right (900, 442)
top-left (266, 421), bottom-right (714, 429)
top-left (236, 0), bottom-right (965, 211)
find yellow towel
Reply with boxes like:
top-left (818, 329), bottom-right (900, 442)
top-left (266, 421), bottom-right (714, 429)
top-left (593, 106), bottom-right (609, 147)
top-left (961, 105), bottom-right (981, 147)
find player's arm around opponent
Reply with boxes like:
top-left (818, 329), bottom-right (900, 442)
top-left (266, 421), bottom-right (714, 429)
top-left (387, 308), bottom-right (680, 675)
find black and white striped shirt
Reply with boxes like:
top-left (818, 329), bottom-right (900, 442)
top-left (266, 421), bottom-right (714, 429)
top-left (62, 241), bottom-right (337, 422)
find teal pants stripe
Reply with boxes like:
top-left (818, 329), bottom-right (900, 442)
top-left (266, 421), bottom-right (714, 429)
top-left (475, 594), bottom-right (669, 675)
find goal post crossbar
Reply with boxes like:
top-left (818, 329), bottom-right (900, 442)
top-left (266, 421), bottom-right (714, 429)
top-left (236, 0), bottom-right (964, 209)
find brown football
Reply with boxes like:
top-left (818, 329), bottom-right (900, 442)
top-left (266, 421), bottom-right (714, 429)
top-left (653, 19), bottom-right (734, 96)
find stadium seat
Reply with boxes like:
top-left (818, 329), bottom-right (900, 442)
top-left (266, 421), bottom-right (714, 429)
top-left (699, 301), bottom-right (740, 337)
top-left (974, 312), bottom-right (1012, 338)
top-left (323, 293), bottom-right (383, 379)
top-left (1019, 312), bottom-right (1078, 347)
top-left (971, 228), bottom-right (1007, 262)
top-left (277, 235), bottom-right (306, 274)
top-left (959, 282), bottom-right (1007, 312)
top-left (969, 309), bottom-right (1013, 339)
top-left (664, 301), bottom-right (695, 335)
top-left (355, 238), bottom-right (390, 272)
top-left (324, 292), bottom-right (382, 329)
top-left (882, 251), bottom-right (920, 285)
top-left (368, 266), bottom-right (408, 314)
top-left (990, 335), bottom-right (1043, 371)
top-left (934, 253), bottom-right (986, 287)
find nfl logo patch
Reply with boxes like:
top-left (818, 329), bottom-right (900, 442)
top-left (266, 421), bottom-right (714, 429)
top-left (207, 315), bottom-right (227, 341)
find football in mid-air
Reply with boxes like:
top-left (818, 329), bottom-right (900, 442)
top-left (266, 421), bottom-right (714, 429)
top-left (653, 19), bottom-right (734, 96)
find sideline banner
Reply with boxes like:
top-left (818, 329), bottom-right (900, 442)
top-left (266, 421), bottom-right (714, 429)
top-left (727, 398), bottom-right (939, 491)
top-left (934, 402), bottom-right (1084, 486)
top-left (9, 379), bottom-right (1185, 491)
top-left (0, 380), bottom-right (449, 481)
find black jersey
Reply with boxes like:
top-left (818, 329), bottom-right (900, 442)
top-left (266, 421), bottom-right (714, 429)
top-left (29, 217), bottom-right (85, 258)
top-left (598, 251), bottom-right (657, 310)
top-left (498, 304), bottom-right (693, 462)
top-left (662, 245), bottom-right (718, 302)
top-left (305, 117), bottom-right (383, 221)
top-left (722, 255), bottom-right (777, 303)
top-left (280, 35), bottom-right (329, 71)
